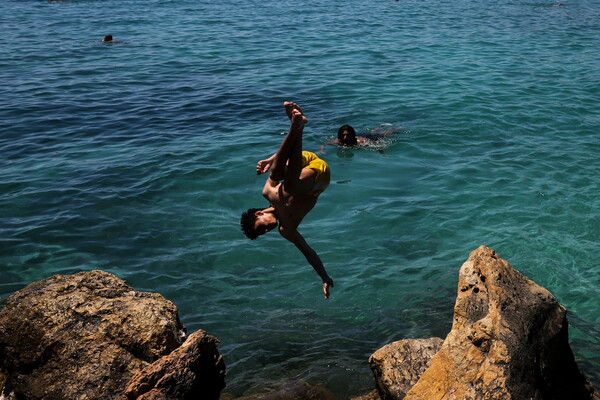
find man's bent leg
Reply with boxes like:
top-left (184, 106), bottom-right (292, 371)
top-left (292, 167), bottom-right (319, 195)
top-left (284, 109), bottom-right (305, 185)
top-left (270, 107), bottom-right (307, 182)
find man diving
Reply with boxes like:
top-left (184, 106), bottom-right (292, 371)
top-left (240, 102), bottom-right (334, 299)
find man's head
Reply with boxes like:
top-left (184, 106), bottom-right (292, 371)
top-left (338, 124), bottom-right (357, 146)
top-left (240, 208), bottom-right (278, 239)
top-left (102, 34), bottom-right (113, 42)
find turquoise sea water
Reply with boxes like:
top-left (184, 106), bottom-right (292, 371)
top-left (1, 0), bottom-right (599, 397)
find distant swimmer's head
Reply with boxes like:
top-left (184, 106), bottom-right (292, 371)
top-left (338, 124), bottom-right (357, 146)
top-left (102, 34), bottom-right (114, 42)
top-left (241, 208), bottom-right (278, 239)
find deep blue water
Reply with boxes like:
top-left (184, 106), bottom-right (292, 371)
top-left (1, 0), bottom-right (599, 397)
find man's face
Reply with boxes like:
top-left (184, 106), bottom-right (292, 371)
top-left (340, 130), bottom-right (354, 145)
top-left (253, 211), bottom-right (277, 236)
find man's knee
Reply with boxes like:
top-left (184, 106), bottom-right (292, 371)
top-left (285, 174), bottom-right (315, 195)
top-left (270, 162), bottom-right (287, 182)
top-left (271, 174), bottom-right (283, 183)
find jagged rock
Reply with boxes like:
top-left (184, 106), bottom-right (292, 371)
top-left (0, 270), bottom-right (186, 400)
top-left (122, 329), bottom-right (225, 400)
top-left (369, 338), bottom-right (443, 400)
top-left (403, 245), bottom-right (600, 400)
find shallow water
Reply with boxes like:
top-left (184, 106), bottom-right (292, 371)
top-left (1, 0), bottom-right (599, 397)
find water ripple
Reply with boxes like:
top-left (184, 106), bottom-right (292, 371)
top-left (1, 0), bottom-right (600, 397)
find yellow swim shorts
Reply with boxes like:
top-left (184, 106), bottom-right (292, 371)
top-left (302, 151), bottom-right (330, 196)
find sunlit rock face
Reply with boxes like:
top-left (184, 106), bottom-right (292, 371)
top-left (369, 246), bottom-right (600, 400)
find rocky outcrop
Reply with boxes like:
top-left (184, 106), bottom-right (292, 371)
top-left (369, 338), bottom-right (443, 400)
top-left (0, 270), bottom-right (224, 400)
top-left (369, 245), bottom-right (600, 400)
top-left (122, 329), bottom-right (225, 400)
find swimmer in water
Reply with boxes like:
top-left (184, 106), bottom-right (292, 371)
top-left (240, 102), bottom-right (334, 299)
top-left (101, 34), bottom-right (118, 43)
top-left (336, 125), bottom-right (365, 146)
top-left (318, 123), bottom-right (403, 154)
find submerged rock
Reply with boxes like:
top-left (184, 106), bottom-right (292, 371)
top-left (369, 245), bottom-right (600, 400)
top-left (0, 270), bottom-right (214, 400)
top-left (228, 380), bottom-right (336, 400)
top-left (350, 390), bottom-right (382, 400)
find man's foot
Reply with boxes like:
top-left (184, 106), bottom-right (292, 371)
top-left (291, 108), bottom-right (307, 127)
top-left (284, 102), bottom-right (303, 121)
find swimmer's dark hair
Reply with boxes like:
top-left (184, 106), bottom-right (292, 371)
top-left (103, 34), bottom-right (113, 42)
top-left (338, 124), bottom-right (357, 146)
top-left (240, 208), bottom-right (263, 240)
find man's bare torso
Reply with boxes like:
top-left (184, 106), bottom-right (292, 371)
top-left (262, 179), bottom-right (317, 234)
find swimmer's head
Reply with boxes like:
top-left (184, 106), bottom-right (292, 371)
top-left (338, 124), bottom-right (357, 146)
top-left (241, 208), bottom-right (277, 239)
top-left (102, 34), bottom-right (113, 42)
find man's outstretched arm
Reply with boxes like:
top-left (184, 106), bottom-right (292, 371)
top-left (280, 228), bottom-right (334, 299)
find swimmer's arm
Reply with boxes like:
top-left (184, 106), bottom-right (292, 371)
top-left (280, 228), bottom-right (334, 299)
top-left (317, 140), bottom-right (338, 155)
top-left (372, 124), bottom-right (403, 136)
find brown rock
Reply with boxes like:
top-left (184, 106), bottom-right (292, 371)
top-left (404, 245), bottom-right (600, 400)
top-left (122, 329), bottom-right (225, 400)
top-left (351, 389), bottom-right (382, 400)
top-left (0, 270), bottom-right (185, 400)
top-left (369, 338), bottom-right (443, 400)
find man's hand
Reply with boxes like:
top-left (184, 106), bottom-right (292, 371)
top-left (323, 278), bottom-right (334, 299)
top-left (256, 158), bottom-right (273, 175)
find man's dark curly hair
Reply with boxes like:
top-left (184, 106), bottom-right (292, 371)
top-left (240, 208), bottom-right (263, 240)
